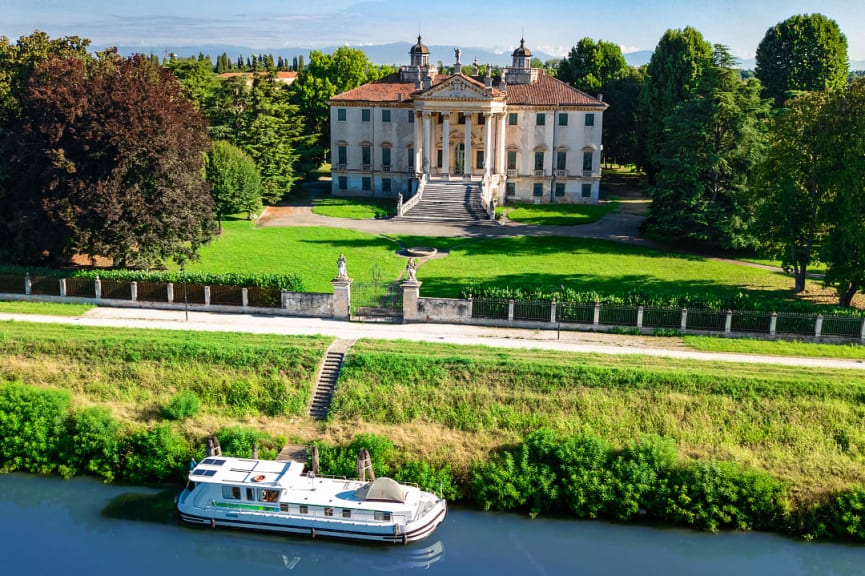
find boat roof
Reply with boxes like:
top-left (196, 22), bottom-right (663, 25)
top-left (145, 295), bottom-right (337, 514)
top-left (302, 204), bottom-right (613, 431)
top-left (189, 456), bottom-right (304, 488)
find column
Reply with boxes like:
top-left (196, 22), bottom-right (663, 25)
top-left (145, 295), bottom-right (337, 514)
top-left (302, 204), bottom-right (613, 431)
top-left (464, 113), bottom-right (472, 176)
top-left (422, 111), bottom-right (432, 176)
top-left (441, 113), bottom-right (450, 176)
top-left (413, 112), bottom-right (421, 175)
top-left (483, 113), bottom-right (493, 177)
top-left (331, 277), bottom-right (353, 320)
top-left (402, 280), bottom-right (422, 322)
top-left (498, 113), bottom-right (507, 175)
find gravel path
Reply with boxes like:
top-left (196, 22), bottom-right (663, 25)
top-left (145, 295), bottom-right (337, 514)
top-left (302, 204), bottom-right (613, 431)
top-left (3, 308), bottom-right (862, 371)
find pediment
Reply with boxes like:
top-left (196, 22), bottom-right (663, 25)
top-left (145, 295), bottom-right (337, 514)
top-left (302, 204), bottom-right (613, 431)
top-left (417, 75), bottom-right (492, 101)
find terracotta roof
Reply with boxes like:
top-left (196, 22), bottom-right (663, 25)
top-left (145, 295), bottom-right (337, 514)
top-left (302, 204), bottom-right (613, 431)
top-left (503, 72), bottom-right (607, 108)
top-left (329, 71), bottom-right (605, 108)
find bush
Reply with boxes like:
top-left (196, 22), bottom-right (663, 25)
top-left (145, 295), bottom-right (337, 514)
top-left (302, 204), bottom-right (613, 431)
top-left (800, 486), bottom-right (865, 541)
top-left (162, 390), bottom-right (201, 420)
top-left (393, 461), bottom-right (461, 501)
top-left (214, 426), bottom-right (282, 460)
top-left (119, 424), bottom-right (193, 483)
top-left (0, 381), bottom-right (69, 474)
top-left (62, 406), bottom-right (120, 481)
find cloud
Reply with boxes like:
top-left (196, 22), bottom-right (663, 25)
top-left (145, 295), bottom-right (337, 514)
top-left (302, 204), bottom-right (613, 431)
top-left (619, 45), bottom-right (643, 54)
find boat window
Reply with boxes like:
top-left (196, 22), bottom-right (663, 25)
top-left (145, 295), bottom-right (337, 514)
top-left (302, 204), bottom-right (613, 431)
top-left (342, 509), bottom-right (352, 518)
top-left (299, 505), bottom-right (308, 514)
top-left (246, 488), bottom-right (254, 500)
top-left (374, 511), bottom-right (392, 522)
top-left (261, 490), bottom-right (280, 503)
top-left (324, 507), bottom-right (334, 517)
top-left (280, 503), bottom-right (289, 513)
top-left (222, 486), bottom-right (241, 500)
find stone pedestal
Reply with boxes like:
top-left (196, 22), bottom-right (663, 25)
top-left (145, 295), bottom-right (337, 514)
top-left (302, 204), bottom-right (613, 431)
top-left (331, 277), bottom-right (353, 320)
top-left (402, 281), bottom-right (422, 322)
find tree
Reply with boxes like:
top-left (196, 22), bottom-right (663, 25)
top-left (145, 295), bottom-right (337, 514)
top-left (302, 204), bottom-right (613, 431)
top-left (753, 92), bottom-right (830, 293)
top-left (755, 13), bottom-right (849, 107)
top-left (556, 38), bottom-right (626, 94)
top-left (601, 66), bottom-right (645, 167)
top-left (817, 79), bottom-right (865, 307)
top-left (163, 55), bottom-right (219, 110)
top-left (2, 51), bottom-right (214, 267)
top-left (206, 140), bottom-right (262, 233)
top-left (640, 27), bottom-right (714, 184)
top-left (645, 46), bottom-right (770, 250)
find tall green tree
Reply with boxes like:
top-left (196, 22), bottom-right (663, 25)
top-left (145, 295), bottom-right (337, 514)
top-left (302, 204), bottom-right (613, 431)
top-left (163, 55), bottom-right (219, 110)
top-left (646, 46), bottom-right (770, 250)
top-left (753, 91), bottom-right (830, 293)
top-left (817, 79), bottom-right (865, 307)
top-left (3, 51), bottom-right (214, 267)
top-left (640, 27), bottom-right (714, 183)
top-left (601, 66), bottom-right (645, 167)
top-left (206, 140), bottom-right (262, 233)
top-left (755, 13), bottom-right (849, 107)
top-left (556, 38), bottom-right (627, 94)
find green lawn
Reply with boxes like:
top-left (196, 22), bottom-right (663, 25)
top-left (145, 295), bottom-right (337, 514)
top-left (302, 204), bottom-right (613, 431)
top-left (311, 197), bottom-right (395, 219)
top-left (683, 335), bottom-right (865, 359)
top-left (502, 201), bottom-right (618, 225)
top-left (187, 222), bottom-right (406, 292)
top-left (411, 235), bottom-right (825, 304)
top-left (0, 301), bottom-right (94, 316)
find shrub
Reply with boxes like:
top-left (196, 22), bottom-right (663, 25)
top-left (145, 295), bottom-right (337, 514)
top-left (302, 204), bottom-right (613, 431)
top-left (0, 381), bottom-right (69, 474)
top-left (62, 406), bottom-right (120, 481)
top-left (311, 433), bottom-right (395, 479)
top-left (214, 426), bottom-right (281, 460)
top-left (119, 424), bottom-right (193, 483)
top-left (393, 461), bottom-right (461, 501)
top-left (162, 390), bottom-right (201, 420)
top-left (800, 486), bottom-right (865, 542)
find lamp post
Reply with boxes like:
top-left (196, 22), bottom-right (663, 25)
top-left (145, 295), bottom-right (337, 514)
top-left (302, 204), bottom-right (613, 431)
top-left (180, 262), bottom-right (188, 322)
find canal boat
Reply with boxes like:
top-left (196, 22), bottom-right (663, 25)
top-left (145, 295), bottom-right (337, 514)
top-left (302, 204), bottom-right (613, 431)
top-left (176, 456), bottom-right (447, 544)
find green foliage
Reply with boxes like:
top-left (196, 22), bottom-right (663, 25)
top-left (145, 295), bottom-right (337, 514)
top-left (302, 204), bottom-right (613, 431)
top-left (503, 202), bottom-right (616, 226)
top-left (800, 487), bottom-right (865, 541)
top-left (392, 461), bottom-right (460, 501)
top-left (162, 390), bottom-right (201, 420)
top-left (556, 38), bottom-right (626, 94)
top-left (603, 68), bottom-right (646, 167)
top-left (119, 424), bottom-right (194, 483)
top-left (214, 426), bottom-right (282, 460)
top-left (311, 433), bottom-right (395, 479)
top-left (755, 13), bottom-right (849, 107)
top-left (62, 406), bottom-right (120, 481)
top-left (206, 140), bottom-right (263, 227)
top-left (0, 381), bottom-right (69, 474)
top-left (311, 197), bottom-right (395, 219)
top-left (646, 45), bottom-right (771, 250)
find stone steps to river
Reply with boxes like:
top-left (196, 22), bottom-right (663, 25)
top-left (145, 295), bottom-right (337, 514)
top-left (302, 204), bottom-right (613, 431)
top-left (308, 338), bottom-right (355, 420)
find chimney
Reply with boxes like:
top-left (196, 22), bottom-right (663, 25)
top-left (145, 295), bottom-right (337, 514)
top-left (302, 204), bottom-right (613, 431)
top-left (423, 75), bottom-right (431, 90)
top-left (397, 93), bottom-right (403, 102)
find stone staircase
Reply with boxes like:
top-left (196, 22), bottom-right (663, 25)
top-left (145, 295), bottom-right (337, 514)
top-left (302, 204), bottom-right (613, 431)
top-left (308, 339), bottom-right (355, 420)
top-left (397, 180), bottom-right (488, 222)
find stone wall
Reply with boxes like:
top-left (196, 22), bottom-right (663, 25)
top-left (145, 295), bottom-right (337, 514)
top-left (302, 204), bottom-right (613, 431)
top-left (415, 297), bottom-right (472, 323)
top-left (283, 291), bottom-right (333, 317)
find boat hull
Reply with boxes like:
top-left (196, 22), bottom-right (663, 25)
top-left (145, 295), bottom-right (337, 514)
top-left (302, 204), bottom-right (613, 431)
top-left (177, 494), bottom-right (446, 544)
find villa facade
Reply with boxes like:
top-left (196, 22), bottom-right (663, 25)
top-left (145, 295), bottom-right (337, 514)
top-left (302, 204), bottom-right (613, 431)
top-left (328, 37), bottom-right (607, 212)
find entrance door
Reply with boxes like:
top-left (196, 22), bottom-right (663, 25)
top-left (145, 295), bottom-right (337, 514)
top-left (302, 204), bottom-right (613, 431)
top-left (454, 143), bottom-right (465, 175)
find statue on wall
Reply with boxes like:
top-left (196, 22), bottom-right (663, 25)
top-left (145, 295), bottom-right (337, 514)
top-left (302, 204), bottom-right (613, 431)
top-left (405, 258), bottom-right (418, 282)
top-left (337, 254), bottom-right (347, 279)
top-left (454, 47), bottom-right (461, 65)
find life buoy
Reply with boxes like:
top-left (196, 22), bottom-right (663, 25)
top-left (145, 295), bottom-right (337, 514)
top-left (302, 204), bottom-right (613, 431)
top-left (253, 474), bottom-right (266, 482)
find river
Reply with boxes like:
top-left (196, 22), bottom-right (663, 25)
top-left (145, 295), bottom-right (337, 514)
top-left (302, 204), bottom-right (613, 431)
top-left (1, 474), bottom-right (863, 575)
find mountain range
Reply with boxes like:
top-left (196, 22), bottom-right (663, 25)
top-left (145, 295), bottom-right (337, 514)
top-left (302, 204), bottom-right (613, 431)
top-left (107, 42), bottom-right (865, 72)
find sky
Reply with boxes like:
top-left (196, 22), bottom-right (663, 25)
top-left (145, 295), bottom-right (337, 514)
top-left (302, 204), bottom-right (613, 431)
top-left (2, 0), bottom-right (864, 62)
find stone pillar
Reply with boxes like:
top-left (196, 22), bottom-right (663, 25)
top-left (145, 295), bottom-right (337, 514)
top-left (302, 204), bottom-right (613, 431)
top-left (24, 274), bottom-right (31, 296)
top-left (242, 287), bottom-right (249, 308)
top-left (498, 113), bottom-right (507, 174)
top-left (725, 309), bottom-right (733, 334)
top-left (422, 112), bottom-right (432, 176)
top-left (402, 280), bottom-right (421, 322)
top-left (815, 314), bottom-right (823, 338)
top-left (769, 312), bottom-right (777, 336)
top-left (593, 302), bottom-right (600, 327)
top-left (483, 113), bottom-right (493, 177)
top-left (94, 277), bottom-right (102, 300)
top-left (550, 301), bottom-right (557, 323)
top-left (331, 277), bottom-right (353, 320)
top-left (507, 299), bottom-right (514, 322)
top-left (130, 281), bottom-right (138, 302)
top-left (464, 114), bottom-right (472, 176)
top-left (167, 283), bottom-right (175, 304)
top-left (441, 113), bottom-right (450, 176)
top-left (860, 317), bottom-right (865, 343)
top-left (636, 306), bottom-right (644, 329)
top-left (59, 278), bottom-right (66, 297)
top-left (204, 286), bottom-right (211, 306)
top-left (467, 296), bottom-right (473, 320)
top-left (680, 308), bottom-right (688, 331)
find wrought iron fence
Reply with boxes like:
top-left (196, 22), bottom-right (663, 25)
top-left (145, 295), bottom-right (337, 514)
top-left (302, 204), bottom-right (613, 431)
top-left (136, 280), bottom-right (169, 302)
top-left (247, 286), bottom-right (282, 308)
top-left (599, 305), bottom-right (638, 326)
top-left (472, 297), bottom-right (509, 320)
top-left (100, 279), bottom-right (132, 300)
top-left (822, 316), bottom-right (862, 338)
top-left (514, 300), bottom-right (551, 322)
top-left (209, 284), bottom-right (243, 306)
top-left (65, 277), bottom-right (95, 298)
top-left (0, 274), bottom-right (25, 294)
top-left (731, 311), bottom-right (773, 333)
top-left (775, 312), bottom-right (817, 336)
top-left (686, 309), bottom-right (728, 331)
top-left (558, 302), bottom-right (595, 323)
top-left (29, 276), bottom-right (61, 296)
top-left (643, 307), bottom-right (681, 328)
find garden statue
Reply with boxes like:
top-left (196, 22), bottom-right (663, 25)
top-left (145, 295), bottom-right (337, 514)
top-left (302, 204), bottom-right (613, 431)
top-left (406, 258), bottom-right (418, 282)
top-left (337, 254), bottom-right (347, 279)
